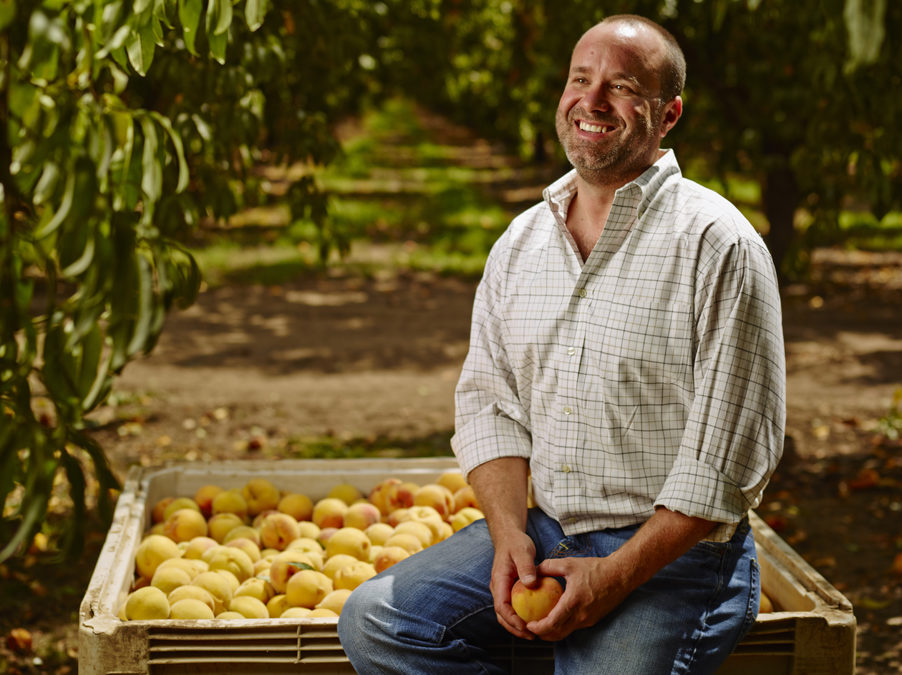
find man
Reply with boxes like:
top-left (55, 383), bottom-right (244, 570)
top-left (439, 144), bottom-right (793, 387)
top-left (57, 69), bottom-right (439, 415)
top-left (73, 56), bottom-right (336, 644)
top-left (338, 14), bottom-right (785, 674)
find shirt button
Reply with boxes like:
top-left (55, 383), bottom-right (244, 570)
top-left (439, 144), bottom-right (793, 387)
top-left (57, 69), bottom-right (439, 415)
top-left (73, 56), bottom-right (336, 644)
top-left (563, 406), bottom-right (573, 415)
top-left (577, 288), bottom-right (588, 298)
top-left (561, 464), bottom-right (571, 473)
top-left (567, 347), bottom-right (576, 356)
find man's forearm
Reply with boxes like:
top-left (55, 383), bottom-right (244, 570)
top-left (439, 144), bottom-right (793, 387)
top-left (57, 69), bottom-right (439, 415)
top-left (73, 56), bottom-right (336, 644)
top-left (607, 506), bottom-right (718, 592)
top-left (467, 457), bottom-right (530, 541)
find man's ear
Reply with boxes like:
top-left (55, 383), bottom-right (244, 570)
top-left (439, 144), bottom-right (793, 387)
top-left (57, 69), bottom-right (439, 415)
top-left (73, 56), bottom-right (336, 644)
top-left (659, 96), bottom-right (682, 138)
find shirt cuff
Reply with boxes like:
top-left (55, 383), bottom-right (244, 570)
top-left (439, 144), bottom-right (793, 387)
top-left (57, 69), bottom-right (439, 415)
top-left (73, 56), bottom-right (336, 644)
top-left (451, 406), bottom-right (532, 477)
top-left (655, 455), bottom-right (748, 542)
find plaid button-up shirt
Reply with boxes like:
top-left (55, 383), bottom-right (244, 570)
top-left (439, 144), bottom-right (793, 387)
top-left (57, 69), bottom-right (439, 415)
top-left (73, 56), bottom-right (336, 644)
top-left (451, 150), bottom-right (785, 542)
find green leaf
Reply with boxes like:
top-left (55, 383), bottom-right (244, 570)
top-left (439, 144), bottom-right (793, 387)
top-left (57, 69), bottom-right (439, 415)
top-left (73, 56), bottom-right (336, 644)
top-left (178, 0), bottom-right (202, 55)
top-left (126, 22), bottom-right (155, 75)
top-left (244, 0), bottom-right (267, 31)
top-left (207, 0), bottom-right (231, 36)
top-left (125, 253), bottom-right (156, 357)
top-left (208, 28), bottom-right (226, 64)
top-left (0, 0), bottom-right (16, 32)
top-left (138, 116), bottom-right (161, 202)
top-left (33, 161), bottom-right (60, 206)
top-left (60, 229), bottom-right (96, 277)
top-left (34, 169), bottom-right (75, 238)
top-left (150, 111), bottom-right (189, 192)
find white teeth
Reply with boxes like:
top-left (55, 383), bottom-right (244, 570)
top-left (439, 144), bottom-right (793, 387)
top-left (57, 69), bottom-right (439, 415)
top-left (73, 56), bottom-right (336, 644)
top-left (579, 121), bottom-right (609, 133)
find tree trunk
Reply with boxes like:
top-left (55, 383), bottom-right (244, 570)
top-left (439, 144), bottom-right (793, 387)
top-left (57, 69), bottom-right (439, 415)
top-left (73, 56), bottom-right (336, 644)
top-left (762, 164), bottom-right (800, 284)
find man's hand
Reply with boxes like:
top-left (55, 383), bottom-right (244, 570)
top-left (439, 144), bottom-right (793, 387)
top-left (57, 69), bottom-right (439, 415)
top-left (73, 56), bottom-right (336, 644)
top-left (519, 555), bottom-right (630, 641)
top-left (489, 529), bottom-right (538, 638)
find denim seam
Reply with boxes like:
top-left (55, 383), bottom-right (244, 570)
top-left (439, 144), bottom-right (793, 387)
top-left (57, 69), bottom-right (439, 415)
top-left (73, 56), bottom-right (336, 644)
top-left (444, 603), bottom-right (501, 674)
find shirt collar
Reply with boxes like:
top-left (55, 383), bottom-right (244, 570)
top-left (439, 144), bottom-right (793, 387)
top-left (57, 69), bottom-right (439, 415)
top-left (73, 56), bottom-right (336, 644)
top-left (543, 149), bottom-right (682, 220)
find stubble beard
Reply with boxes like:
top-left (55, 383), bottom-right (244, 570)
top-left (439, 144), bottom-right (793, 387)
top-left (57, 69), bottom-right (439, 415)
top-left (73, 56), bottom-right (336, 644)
top-left (556, 107), bottom-right (660, 187)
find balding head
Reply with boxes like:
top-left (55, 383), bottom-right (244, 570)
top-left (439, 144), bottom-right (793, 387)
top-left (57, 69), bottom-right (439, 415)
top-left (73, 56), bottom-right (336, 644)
top-left (588, 15), bottom-right (686, 101)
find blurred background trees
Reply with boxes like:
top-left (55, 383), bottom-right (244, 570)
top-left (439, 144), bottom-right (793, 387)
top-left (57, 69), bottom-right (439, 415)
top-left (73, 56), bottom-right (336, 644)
top-left (2, 0), bottom-right (899, 562)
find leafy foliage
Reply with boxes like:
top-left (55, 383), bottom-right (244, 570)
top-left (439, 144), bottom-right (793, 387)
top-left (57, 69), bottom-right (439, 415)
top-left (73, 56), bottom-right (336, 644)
top-left (0, 0), bottom-right (384, 562)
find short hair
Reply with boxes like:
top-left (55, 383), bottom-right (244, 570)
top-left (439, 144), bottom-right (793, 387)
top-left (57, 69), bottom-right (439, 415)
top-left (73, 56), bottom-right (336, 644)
top-left (600, 14), bottom-right (686, 101)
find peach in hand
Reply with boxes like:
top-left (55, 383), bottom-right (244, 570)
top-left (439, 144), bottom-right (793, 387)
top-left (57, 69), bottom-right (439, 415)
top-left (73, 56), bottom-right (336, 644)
top-left (510, 576), bottom-right (563, 623)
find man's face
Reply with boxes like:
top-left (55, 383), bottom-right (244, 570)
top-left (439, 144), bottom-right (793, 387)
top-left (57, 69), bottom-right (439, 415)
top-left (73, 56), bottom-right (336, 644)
top-left (555, 22), bottom-right (680, 187)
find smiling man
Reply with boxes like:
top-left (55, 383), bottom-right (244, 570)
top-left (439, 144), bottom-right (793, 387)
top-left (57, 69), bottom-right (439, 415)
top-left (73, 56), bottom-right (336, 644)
top-left (338, 14), bottom-right (786, 674)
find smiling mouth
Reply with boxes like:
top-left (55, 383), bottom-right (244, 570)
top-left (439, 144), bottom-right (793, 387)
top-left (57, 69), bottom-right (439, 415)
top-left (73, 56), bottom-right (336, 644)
top-left (578, 121), bottom-right (616, 134)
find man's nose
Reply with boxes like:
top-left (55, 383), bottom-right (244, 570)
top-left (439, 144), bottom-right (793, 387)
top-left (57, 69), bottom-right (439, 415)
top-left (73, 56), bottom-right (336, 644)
top-left (582, 83), bottom-right (612, 112)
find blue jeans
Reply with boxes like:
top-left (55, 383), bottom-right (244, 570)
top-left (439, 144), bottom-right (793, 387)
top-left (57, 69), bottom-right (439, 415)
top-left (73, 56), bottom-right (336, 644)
top-left (338, 509), bottom-right (759, 674)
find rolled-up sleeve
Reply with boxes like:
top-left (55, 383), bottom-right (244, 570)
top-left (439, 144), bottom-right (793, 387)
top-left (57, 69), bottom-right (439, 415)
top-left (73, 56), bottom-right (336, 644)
top-left (655, 237), bottom-right (786, 539)
top-left (451, 240), bottom-right (533, 477)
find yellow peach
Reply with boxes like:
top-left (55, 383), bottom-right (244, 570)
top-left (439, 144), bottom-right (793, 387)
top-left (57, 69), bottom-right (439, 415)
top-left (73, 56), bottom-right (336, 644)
top-left (170, 598), bottom-right (215, 620)
top-left (285, 569), bottom-right (333, 609)
top-left (312, 498), bottom-right (348, 529)
top-left (229, 595), bottom-right (269, 619)
top-left (278, 493), bottom-right (314, 522)
top-left (163, 508), bottom-right (208, 542)
top-left (135, 534), bottom-right (181, 579)
top-left (511, 576), bottom-right (563, 623)
top-left (325, 527), bottom-right (371, 561)
top-left (259, 512), bottom-right (301, 550)
top-left (241, 478), bottom-right (281, 516)
top-left (373, 545), bottom-right (411, 573)
top-left (124, 586), bottom-right (170, 620)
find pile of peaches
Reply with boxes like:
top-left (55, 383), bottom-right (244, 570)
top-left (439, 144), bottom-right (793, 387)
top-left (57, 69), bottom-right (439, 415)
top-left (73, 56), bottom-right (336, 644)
top-left (119, 472), bottom-right (484, 621)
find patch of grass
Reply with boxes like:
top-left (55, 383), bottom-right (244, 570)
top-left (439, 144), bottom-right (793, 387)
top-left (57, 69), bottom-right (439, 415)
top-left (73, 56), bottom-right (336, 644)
top-left (280, 431), bottom-right (455, 459)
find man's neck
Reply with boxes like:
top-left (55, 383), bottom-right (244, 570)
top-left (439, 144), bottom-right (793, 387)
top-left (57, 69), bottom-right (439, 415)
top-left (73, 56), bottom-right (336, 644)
top-left (565, 176), bottom-right (619, 261)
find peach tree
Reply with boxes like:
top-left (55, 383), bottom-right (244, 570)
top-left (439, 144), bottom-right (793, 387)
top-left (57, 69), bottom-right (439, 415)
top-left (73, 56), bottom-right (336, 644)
top-left (0, 0), bottom-right (382, 562)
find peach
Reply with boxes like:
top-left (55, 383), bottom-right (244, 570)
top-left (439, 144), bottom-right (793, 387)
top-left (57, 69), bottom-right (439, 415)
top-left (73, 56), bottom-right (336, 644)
top-left (266, 594), bottom-right (292, 618)
top-left (383, 532), bottom-right (423, 556)
top-left (151, 497), bottom-right (175, 524)
top-left (437, 471), bottom-right (468, 495)
top-left (285, 569), bottom-right (333, 608)
top-left (327, 482), bottom-right (363, 505)
top-left (194, 484), bottom-right (223, 517)
top-left (223, 525), bottom-right (262, 547)
top-left (280, 606), bottom-right (313, 618)
top-left (229, 595), bottom-right (269, 619)
top-left (157, 557), bottom-right (207, 579)
top-left (208, 512), bottom-right (246, 543)
top-left (211, 490), bottom-right (249, 520)
top-left (343, 502), bottom-right (382, 530)
top-left (316, 588), bottom-right (352, 615)
top-left (368, 478), bottom-right (401, 515)
top-left (453, 485), bottom-right (480, 512)
top-left (234, 577), bottom-right (275, 604)
top-left (183, 536), bottom-right (219, 560)
top-left (162, 497), bottom-right (201, 522)
top-left (278, 493), bottom-right (314, 522)
top-left (285, 536), bottom-right (323, 556)
top-left (413, 484), bottom-right (454, 519)
top-left (168, 584), bottom-right (216, 612)
top-left (135, 534), bottom-right (181, 579)
top-left (297, 521), bottom-right (321, 540)
top-left (241, 478), bottom-right (281, 516)
top-left (325, 527), bottom-right (371, 561)
top-left (364, 522), bottom-right (395, 546)
top-left (450, 507), bottom-right (485, 532)
top-left (312, 498), bottom-right (348, 529)
top-left (397, 506), bottom-right (444, 541)
top-left (170, 598), bottom-right (215, 620)
top-left (192, 571), bottom-right (233, 614)
top-left (204, 546), bottom-right (254, 582)
top-left (259, 512), bottom-right (301, 550)
top-left (215, 611), bottom-right (245, 620)
top-left (385, 508), bottom-right (410, 527)
top-left (151, 565), bottom-right (192, 595)
top-left (511, 576), bottom-right (563, 623)
top-left (333, 561), bottom-right (376, 591)
top-left (393, 520), bottom-right (433, 548)
top-left (226, 537), bottom-right (262, 562)
top-left (268, 550), bottom-right (319, 594)
top-left (124, 586), bottom-right (170, 620)
top-left (373, 545), bottom-right (411, 573)
top-left (309, 608), bottom-right (338, 618)
top-left (321, 553), bottom-right (359, 581)
top-left (163, 508), bottom-right (208, 542)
